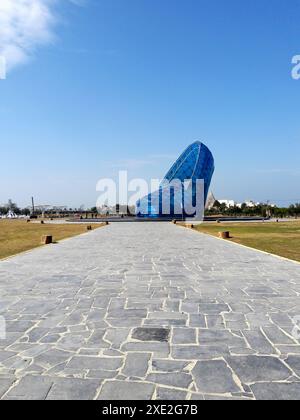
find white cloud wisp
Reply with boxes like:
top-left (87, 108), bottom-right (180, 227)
top-left (0, 0), bottom-right (81, 73)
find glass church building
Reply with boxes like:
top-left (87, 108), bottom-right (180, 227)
top-left (136, 141), bottom-right (215, 219)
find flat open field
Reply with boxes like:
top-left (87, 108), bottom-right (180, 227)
top-left (194, 221), bottom-right (300, 263)
top-left (0, 220), bottom-right (104, 260)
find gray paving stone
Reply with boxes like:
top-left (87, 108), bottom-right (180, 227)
top-left (246, 286), bottom-right (277, 296)
top-left (57, 335), bottom-right (87, 352)
top-left (108, 309), bottom-right (147, 319)
top-left (6, 342), bottom-right (34, 353)
top-left (284, 356), bottom-right (300, 378)
top-left (192, 360), bottom-right (240, 394)
top-left (107, 318), bottom-right (143, 327)
top-left (227, 321), bottom-right (249, 330)
top-left (20, 344), bottom-right (50, 358)
top-left (104, 328), bottom-right (130, 349)
top-left (39, 334), bottom-right (61, 344)
top-left (34, 349), bottom-right (72, 369)
top-left (226, 356), bottom-right (292, 383)
top-left (26, 328), bottom-right (49, 343)
top-left (122, 353), bottom-right (151, 378)
top-left (20, 363), bottom-right (45, 375)
top-left (189, 314), bottom-right (206, 328)
top-left (46, 361), bottom-right (68, 375)
top-left (229, 347), bottom-right (256, 356)
top-left (121, 342), bottom-right (170, 358)
top-left (0, 378), bottom-right (15, 398)
top-left (79, 348), bottom-right (101, 356)
top-left (198, 329), bottom-right (246, 347)
top-left (148, 312), bottom-right (187, 320)
top-left (172, 328), bottom-right (196, 344)
top-left (97, 381), bottom-right (155, 400)
top-left (152, 359), bottom-right (190, 372)
top-left (172, 345), bottom-right (229, 360)
top-left (147, 372), bottom-right (192, 389)
top-left (243, 330), bottom-right (276, 354)
top-left (46, 377), bottom-right (100, 400)
top-left (0, 351), bottom-right (16, 363)
top-left (204, 394), bottom-right (253, 401)
top-left (3, 375), bottom-right (53, 400)
top-left (103, 349), bottom-right (123, 357)
top-left (250, 382), bottom-right (300, 400)
top-left (1, 356), bottom-right (32, 370)
top-left (108, 298), bottom-right (126, 311)
top-left (86, 370), bottom-right (118, 379)
top-left (246, 313), bottom-right (272, 328)
top-left (198, 303), bottom-right (230, 315)
top-left (0, 332), bottom-right (23, 350)
top-left (156, 387), bottom-right (187, 400)
top-left (6, 321), bottom-right (35, 333)
top-left (262, 326), bottom-right (295, 345)
top-left (205, 315), bottom-right (225, 329)
top-left (86, 330), bottom-right (110, 349)
top-left (189, 392), bottom-right (205, 400)
top-left (277, 346), bottom-right (300, 356)
top-left (181, 301), bottom-right (200, 313)
top-left (67, 356), bottom-right (123, 371)
top-left (269, 313), bottom-right (293, 327)
top-left (144, 319), bottom-right (186, 327)
top-left (165, 300), bottom-right (180, 312)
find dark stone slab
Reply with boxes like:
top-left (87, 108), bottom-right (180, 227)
top-left (132, 328), bottom-right (170, 342)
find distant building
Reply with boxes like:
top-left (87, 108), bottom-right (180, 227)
top-left (245, 200), bottom-right (257, 208)
top-left (6, 210), bottom-right (18, 219)
top-left (212, 199), bottom-right (276, 210)
top-left (218, 200), bottom-right (236, 208)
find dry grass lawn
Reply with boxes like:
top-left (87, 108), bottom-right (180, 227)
top-left (0, 220), bottom-right (105, 260)
top-left (193, 221), bottom-right (300, 263)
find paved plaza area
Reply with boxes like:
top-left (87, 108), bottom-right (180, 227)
top-left (0, 223), bottom-right (300, 400)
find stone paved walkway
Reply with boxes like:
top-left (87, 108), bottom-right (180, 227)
top-left (0, 223), bottom-right (300, 400)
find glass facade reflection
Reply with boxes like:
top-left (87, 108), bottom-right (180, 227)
top-left (136, 141), bottom-right (215, 219)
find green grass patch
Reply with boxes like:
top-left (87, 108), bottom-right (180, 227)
top-left (0, 220), bottom-right (105, 260)
top-left (194, 221), bottom-right (300, 263)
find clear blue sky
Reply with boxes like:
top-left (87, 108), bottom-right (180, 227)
top-left (1, 0), bottom-right (300, 208)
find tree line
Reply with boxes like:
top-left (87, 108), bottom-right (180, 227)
top-left (205, 201), bottom-right (300, 218)
top-left (1, 198), bottom-right (300, 219)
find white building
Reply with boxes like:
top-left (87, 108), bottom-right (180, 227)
top-left (6, 210), bottom-right (18, 219)
top-left (245, 200), bottom-right (258, 208)
top-left (218, 200), bottom-right (236, 208)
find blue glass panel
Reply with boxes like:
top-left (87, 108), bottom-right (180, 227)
top-left (136, 141), bottom-right (215, 218)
